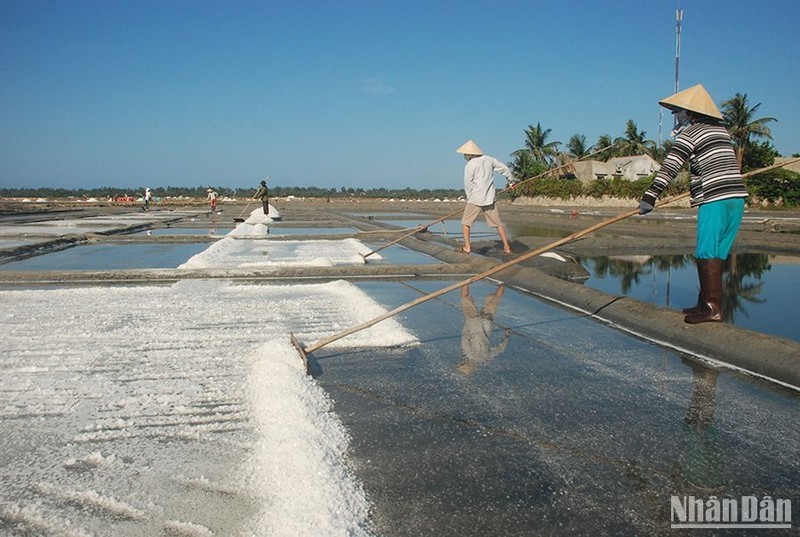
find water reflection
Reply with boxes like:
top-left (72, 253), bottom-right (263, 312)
top-left (505, 222), bottom-right (572, 239)
top-left (579, 253), bottom-right (800, 341)
top-left (458, 284), bottom-right (511, 376)
top-left (676, 358), bottom-right (725, 492)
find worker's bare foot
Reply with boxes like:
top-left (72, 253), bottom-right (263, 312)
top-left (455, 246), bottom-right (471, 254)
top-left (502, 248), bottom-right (512, 255)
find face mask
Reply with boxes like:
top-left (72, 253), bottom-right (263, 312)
top-left (671, 110), bottom-right (692, 136)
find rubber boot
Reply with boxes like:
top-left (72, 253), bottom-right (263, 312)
top-left (682, 293), bottom-right (702, 315)
top-left (684, 259), bottom-right (724, 324)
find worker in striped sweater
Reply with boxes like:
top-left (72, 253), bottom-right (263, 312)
top-left (639, 84), bottom-right (748, 324)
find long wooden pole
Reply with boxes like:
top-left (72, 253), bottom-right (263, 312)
top-left (361, 144), bottom-right (615, 260)
top-left (297, 158), bottom-right (800, 355)
top-left (302, 196), bottom-right (672, 354)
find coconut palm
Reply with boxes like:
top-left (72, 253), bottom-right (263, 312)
top-left (652, 139), bottom-right (673, 163)
top-left (595, 134), bottom-right (614, 161)
top-left (566, 134), bottom-right (593, 159)
top-left (516, 122), bottom-right (561, 168)
top-left (509, 150), bottom-right (546, 181)
top-left (614, 119), bottom-right (656, 157)
top-left (721, 93), bottom-right (777, 170)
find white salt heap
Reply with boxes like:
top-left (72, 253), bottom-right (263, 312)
top-left (178, 218), bottom-right (379, 269)
top-left (0, 222), bottom-right (415, 536)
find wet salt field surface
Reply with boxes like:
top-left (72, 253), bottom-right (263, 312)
top-left (0, 241), bottom-right (439, 271)
top-left (361, 244), bottom-right (440, 265)
top-left (0, 239), bottom-right (42, 250)
top-left (582, 253), bottom-right (800, 343)
top-left (376, 218), bottom-right (494, 237)
top-left (345, 212), bottom-right (430, 220)
top-left (315, 280), bottom-right (799, 536)
top-left (365, 217), bottom-right (573, 241)
top-left (0, 243), bottom-right (211, 271)
top-left (263, 227), bottom-right (359, 236)
top-left (0, 215), bottom-right (191, 237)
top-left (132, 227), bottom-right (233, 236)
top-left (137, 225), bottom-right (362, 237)
top-left (1, 210), bottom-right (798, 536)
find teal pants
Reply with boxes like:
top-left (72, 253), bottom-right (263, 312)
top-left (695, 198), bottom-right (745, 259)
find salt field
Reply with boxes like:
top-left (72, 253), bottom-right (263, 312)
top-left (1, 204), bottom-right (798, 536)
top-left (0, 207), bottom-right (416, 536)
top-left (3, 1), bottom-right (800, 533)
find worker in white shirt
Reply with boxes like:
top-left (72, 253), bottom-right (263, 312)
top-left (456, 139), bottom-right (514, 255)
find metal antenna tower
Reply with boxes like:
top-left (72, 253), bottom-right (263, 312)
top-left (675, 8), bottom-right (683, 94)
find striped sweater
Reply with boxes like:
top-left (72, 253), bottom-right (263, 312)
top-left (641, 119), bottom-right (747, 208)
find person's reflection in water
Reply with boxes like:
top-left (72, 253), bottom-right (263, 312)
top-left (209, 212), bottom-right (218, 236)
top-left (678, 358), bottom-right (726, 492)
top-left (458, 284), bottom-right (511, 376)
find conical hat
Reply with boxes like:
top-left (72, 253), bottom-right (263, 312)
top-left (456, 139), bottom-right (483, 155)
top-left (658, 84), bottom-right (722, 119)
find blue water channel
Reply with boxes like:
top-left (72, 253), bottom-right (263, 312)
top-left (0, 238), bottom-right (440, 270)
top-left (0, 243), bottom-right (210, 270)
top-left (581, 253), bottom-right (800, 343)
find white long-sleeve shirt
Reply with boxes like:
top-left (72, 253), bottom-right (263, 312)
top-left (463, 155), bottom-right (514, 206)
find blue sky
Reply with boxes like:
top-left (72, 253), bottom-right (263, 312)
top-left (1, 0), bottom-right (798, 190)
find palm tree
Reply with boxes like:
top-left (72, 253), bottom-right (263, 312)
top-left (566, 134), bottom-right (593, 159)
top-left (614, 119), bottom-right (656, 157)
top-left (516, 122), bottom-right (561, 167)
top-left (510, 149), bottom-right (545, 180)
top-left (652, 139), bottom-right (673, 163)
top-left (595, 134), bottom-right (614, 161)
top-left (721, 93), bottom-right (777, 170)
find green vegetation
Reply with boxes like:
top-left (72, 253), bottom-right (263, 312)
top-left (745, 169), bottom-right (800, 206)
top-left (721, 93), bottom-right (777, 169)
top-left (507, 91), bottom-right (799, 206)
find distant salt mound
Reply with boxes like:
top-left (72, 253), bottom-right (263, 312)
top-left (244, 205), bottom-right (281, 224)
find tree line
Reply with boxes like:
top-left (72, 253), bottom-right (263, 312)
top-left (510, 92), bottom-right (800, 206)
top-left (511, 92), bottom-right (780, 177)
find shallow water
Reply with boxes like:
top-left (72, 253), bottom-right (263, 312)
top-left (372, 217), bottom-right (573, 241)
top-left (377, 218), bottom-right (499, 238)
top-left (0, 243), bottom-right (210, 271)
top-left (315, 280), bottom-right (800, 536)
top-left (133, 227), bottom-right (233, 236)
top-left (265, 226), bottom-right (358, 236)
top-left (581, 253), bottom-right (800, 342)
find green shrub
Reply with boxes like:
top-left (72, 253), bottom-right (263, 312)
top-left (520, 177), bottom-right (584, 199)
top-left (585, 178), bottom-right (610, 198)
top-left (746, 169), bottom-right (800, 206)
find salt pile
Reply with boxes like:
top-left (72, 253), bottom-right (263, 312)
top-left (0, 222), bottom-right (416, 535)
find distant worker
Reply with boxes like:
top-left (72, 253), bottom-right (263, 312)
top-left (207, 188), bottom-right (219, 212)
top-left (456, 139), bottom-right (515, 255)
top-left (253, 179), bottom-right (269, 216)
top-left (143, 188), bottom-right (153, 211)
top-left (638, 84), bottom-right (748, 324)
